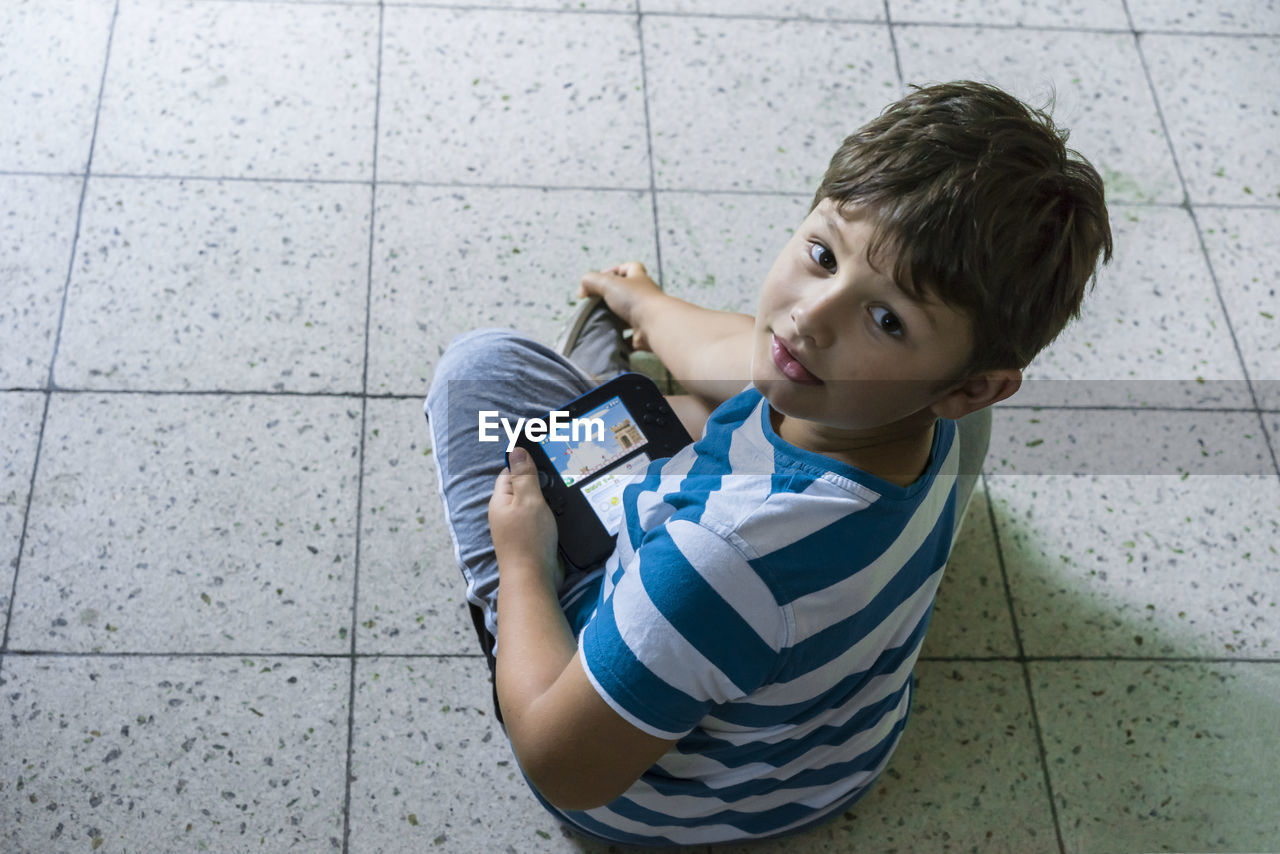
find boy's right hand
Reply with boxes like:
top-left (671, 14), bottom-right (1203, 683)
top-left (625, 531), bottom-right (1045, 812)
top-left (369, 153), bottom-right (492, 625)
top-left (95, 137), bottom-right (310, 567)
top-left (578, 261), bottom-right (662, 351)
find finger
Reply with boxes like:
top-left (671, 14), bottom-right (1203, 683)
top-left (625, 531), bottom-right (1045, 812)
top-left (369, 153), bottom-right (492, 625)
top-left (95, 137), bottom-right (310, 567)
top-left (508, 446), bottom-right (535, 476)
top-left (507, 448), bottom-right (545, 493)
top-left (579, 270), bottom-right (610, 292)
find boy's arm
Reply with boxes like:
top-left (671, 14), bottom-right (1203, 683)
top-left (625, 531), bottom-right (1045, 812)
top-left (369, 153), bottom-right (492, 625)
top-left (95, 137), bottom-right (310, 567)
top-left (580, 262), bottom-right (754, 409)
top-left (488, 448), bottom-right (678, 810)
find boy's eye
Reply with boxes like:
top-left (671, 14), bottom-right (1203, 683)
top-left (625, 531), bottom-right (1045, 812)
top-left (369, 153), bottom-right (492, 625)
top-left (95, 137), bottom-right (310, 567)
top-left (807, 241), bottom-right (837, 272)
top-left (870, 306), bottom-right (904, 337)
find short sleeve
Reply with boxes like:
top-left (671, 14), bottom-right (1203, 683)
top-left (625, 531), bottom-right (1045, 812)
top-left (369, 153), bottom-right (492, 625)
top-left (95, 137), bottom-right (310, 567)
top-left (579, 518), bottom-right (787, 740)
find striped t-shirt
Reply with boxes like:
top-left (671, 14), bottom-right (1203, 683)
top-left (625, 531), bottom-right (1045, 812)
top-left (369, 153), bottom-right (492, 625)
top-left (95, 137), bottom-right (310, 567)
top-left (556, 386), bottom-right (959, 846)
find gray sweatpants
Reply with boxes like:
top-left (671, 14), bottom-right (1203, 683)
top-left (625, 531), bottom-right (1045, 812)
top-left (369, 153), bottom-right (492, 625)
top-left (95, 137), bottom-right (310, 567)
top-left (423, 328), bottom-right (991, 667)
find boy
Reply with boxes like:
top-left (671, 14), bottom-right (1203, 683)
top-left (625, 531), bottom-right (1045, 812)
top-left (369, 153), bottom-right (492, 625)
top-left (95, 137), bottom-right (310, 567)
top-left (424, 80), bottom-right (1112, 845)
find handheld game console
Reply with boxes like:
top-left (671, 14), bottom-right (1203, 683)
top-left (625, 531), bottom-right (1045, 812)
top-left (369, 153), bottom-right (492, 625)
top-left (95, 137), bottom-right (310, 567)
top-left (509, 372), bottom-right (693, 570)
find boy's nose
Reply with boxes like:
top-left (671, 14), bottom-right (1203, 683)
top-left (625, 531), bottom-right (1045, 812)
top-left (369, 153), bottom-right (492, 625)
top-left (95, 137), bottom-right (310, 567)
top-left (790, 286), bottom-right (843, 348)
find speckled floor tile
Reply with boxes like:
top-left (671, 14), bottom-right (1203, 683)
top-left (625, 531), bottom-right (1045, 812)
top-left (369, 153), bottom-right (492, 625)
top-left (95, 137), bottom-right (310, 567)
top-left (347, 656), bottom-right (626, 853)
top-left (1, 392), bottom-right (45, 641)
top-left (714, 662), bottom-right (1056, 854)
top-left (1031, 660), bottom-right (1280, 853)
top-left (921, 482), bottom-right (1021, 659)
top-left (0, 654), bottom-right (349, 852)
top-left (55, 177), bottom-right (371, 393)
top-left (9, 393), bottom-right (360, 654)
top-left (367, 185), bottom-right (655, 395)
top-left (655, 191), bottom-right (809, 315)
top-left (1198, 207), bottom-right (1280, 410)
top-left (94, 0), bottom-right (378, 181)
top-left (0, 175), bottom-right (82, 388)
top-left (890, 0), bottom-right (1130, 29)
top-left (1129, 0), bottom-right (1280, 34)
top-left (1142, 34), bottom-right (1280, 205)
top-left (986, 473), bottom-right (1280, 659)
top-left (377, 7), bottom-right (648, 187)
top-left (988, 408), bottom-right (1275, 477)
top-left (0, 0), bottom-right (113, 173)
top-left (1017, 205), bottom-right (1252, 409)
top-left (641, 0), bottom-right (884, 19)
top-left (643, 16), bottom-right (898, 192)
top-left (356, 398), bottom-right (475, 655)
top-left (897, 26), bottom-right (1182, 205)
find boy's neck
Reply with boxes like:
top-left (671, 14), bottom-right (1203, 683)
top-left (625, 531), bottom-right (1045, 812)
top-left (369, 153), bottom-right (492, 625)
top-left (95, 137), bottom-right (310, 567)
top-left (770, 409), bottom-right (938, 488)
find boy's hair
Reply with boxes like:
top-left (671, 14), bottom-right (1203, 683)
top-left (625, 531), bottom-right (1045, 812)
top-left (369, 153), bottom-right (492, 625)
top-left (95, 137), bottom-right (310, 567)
top-left (812, 80), bottom-right (1113, 374)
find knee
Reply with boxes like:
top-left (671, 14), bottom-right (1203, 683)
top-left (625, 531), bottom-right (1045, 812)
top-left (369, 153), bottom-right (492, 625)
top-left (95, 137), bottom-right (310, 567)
top-left (426, 328), bottom-right (540, 407)
top-left (430, 328), bottom-right (517, 386)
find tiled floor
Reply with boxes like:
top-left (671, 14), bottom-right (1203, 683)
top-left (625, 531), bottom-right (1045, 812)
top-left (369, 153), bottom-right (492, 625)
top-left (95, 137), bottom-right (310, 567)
top-left (2, 0), bottom-right (1278, 851)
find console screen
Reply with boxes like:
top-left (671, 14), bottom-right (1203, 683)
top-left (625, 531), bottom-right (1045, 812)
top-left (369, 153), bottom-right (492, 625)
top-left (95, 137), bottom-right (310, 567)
top-left (539, 396), bottom-right (649, 486)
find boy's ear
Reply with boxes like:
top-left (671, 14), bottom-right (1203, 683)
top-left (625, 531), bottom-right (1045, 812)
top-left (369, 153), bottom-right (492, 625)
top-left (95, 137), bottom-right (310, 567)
top-left (930, 369), bottom-right (1022, 420)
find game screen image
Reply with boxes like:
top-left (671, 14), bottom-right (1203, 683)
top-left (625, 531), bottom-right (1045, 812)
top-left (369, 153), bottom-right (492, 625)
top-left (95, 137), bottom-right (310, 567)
top-left (539, 397), bottom-right (651, 535)
top-left (578, 453), bottom-right (651, 535)
top-left (540, 396), bottom-right (648, 485)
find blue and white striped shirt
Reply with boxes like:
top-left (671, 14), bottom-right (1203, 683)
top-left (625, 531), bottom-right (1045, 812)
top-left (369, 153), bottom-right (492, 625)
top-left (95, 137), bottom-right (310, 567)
top-left (560, 387), bottom-right (959, 846)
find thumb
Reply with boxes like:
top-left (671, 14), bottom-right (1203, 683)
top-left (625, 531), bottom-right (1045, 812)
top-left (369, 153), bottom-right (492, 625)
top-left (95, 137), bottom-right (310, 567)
top-left (506, 447), bottom-right (544, 496)
top-left (508, 446), bottom-right (535, 474)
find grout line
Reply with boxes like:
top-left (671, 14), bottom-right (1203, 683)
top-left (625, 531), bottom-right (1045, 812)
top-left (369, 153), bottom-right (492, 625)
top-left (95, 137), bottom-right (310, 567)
top-left (380, 0), bottom-right (632, 16)
top-left (3, 386), bottom-right (369, 398)
top-left (44, 0), bottom-right (119, 393)
top-left (1121, 26), bottom-right (1280, 39)
top-left (341, 4), bottom-right (385, 851)
top-left (65, 170), bottom-right (379, 187)
top-left (1254, 408), bottom-right (1280, 480)
top-left (2, 646), bottom-right (1272, 664)
top-left (0, 170), bottom-right (85, 180)
top-left (991, 401), bottom-right (1262, 411)
top-left (981, 471), bottom-right (1067, 854)
top-left (882, 0), bottom-right (905, 90)
top-left (4, 168), bottom-right (1279, 210)
top-left (1120, 0), bottom-right (1137, 32)
top-left (1, 384), bottom-right (1268, 415)
top-left (1149, 200), bottom-right (1280, 210)
top-left (892, 19), bottom-right (1134, 36)
top-left (635, 9), bottom-right (665, 297)
top-left (1, 0), bottom-right (121, 682)
top-left (921, 654), bottom-right (1280, 664)
top-left (388, 2), bottom-right (883, 26)
top-left (0, 648), bottom-right (487, 659)
top-left (890, 18), bottom-right (1280, 39)
top-left (172, 0), bottom-right (1280, 38)
top-left (0, 392), bottom-right (53, 666)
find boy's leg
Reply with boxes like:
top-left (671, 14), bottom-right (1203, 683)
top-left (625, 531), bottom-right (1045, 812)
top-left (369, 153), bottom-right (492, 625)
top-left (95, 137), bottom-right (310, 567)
top-left (554, 296), bottom-right (633, 383)
top-left (952, 407), bottom-right (992, 540)
top-left (423, 329), bottom-right (599, 668)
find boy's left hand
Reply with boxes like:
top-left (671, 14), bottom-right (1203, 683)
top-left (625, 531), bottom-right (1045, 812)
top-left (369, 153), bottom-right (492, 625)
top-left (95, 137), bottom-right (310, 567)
top-left (488, 447), bottom-right (563, 588)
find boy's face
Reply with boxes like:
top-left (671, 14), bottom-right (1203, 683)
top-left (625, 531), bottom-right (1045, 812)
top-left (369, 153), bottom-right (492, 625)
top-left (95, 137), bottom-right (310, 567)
top-left (752, 199), bottom-right (975, 434)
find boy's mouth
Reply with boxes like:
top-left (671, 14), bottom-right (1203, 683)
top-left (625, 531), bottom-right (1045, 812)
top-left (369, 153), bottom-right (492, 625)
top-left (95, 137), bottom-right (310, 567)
top-left (770, 335), bottom-right (822, 385)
